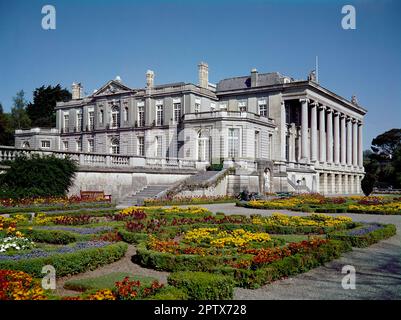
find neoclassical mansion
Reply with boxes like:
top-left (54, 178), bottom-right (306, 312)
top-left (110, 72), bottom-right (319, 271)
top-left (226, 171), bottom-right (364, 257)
top-left (14, 62), bottom-right (366, 195)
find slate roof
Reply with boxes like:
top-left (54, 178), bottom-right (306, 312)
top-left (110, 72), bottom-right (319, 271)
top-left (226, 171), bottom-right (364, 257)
top-left (216, 72), bottom-right (290, 92)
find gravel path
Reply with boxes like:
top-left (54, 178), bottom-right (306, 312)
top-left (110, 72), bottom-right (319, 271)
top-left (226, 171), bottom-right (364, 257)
top-left (54, 244), bottom-right (170, 297)
top-left (193, 203), bottom-right (401, 300)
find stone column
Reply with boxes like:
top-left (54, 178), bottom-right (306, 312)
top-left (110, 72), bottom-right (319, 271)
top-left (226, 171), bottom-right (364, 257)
top-left (326, 109), bottom-right (333, 163)
top-left (300, 99), bottom-right (309, 161)
top-left (353, 120), bottom-right (358, 166)
top-left (310, 102), bottom-right (318, 162)
top-left (333, 111), bottom-right (340, 164)
top-left (358, 122), bottom-right (363, 167)
top-left (338, 174), bottom-right (342, 194)
top-left (319, 106), bottom-right (326, 163)
top-left (340, 114), bottom-right (346, 165)
top-left (280, 101), bottom-right (286, 161)
top-left (346, 117), bottom-right (352, 165)
top-left (344, 175), bottom-right (348, 194)
top-left (290, 125), bottom-right (296, 162)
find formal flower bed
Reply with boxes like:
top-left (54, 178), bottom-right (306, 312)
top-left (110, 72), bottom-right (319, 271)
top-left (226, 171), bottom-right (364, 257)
top-left (0, 269), bottom-right (47, 300)
top-left (328, 223), bottom-right (396, 247)
top-left (238, 195), bottom-right (401, 215)
top-left (144, 195), bottom-right (236, 207)
top-left (0, 196), bottom-right (110, 208)
top-left (0, 236), bottom-right (35, 253)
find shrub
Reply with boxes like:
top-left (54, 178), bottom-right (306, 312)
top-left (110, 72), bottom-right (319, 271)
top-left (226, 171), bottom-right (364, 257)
top-left (361, 174), bottom-right (376, 196)
top-left (0, 154), bottom-right (77, 199)
top-left (21, 228), bottom-right (78, 244)
top-left (146, 286), bottom-right (189, 300)
top-left (168, 271), bottom-right (234, 300)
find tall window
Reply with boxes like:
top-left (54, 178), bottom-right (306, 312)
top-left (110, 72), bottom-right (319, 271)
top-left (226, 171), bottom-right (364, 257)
top-left (63, 140), bottom-right (68, 151)
top-left (197, 131), bottom-right (209, 161)
top-left (76, 112), bottom-right (83, 131)
top-left (258, 100), bottom-right (268, 117)
top-left (255, 131), bottom-right (260, 159)
top-left (194, 99), bottom-right (201, 113)
top-left (173, 103), bottom-right (181, 123)
top-left (88, 111), bottom-right (94, 130)
top-left (88, 139), bottom-right (94, 153)
top-left (156, 104), bottom-right (163, 126)
top-left (123, 107), bottom-right (128, 122)
top-left (64, 114), bottom-right (69, 131)
top-left (228, 128), bottom-right (239, 158)
top-left (138, 106), bottom-right (145, 127)
top-left (111, 106), bottom-right (120, 129)
top-left (155, 136), bottom-right (162, 157)
top-left (41, 140), bottom-right (50, 149)
top-left (76, 139), bottom-right (82, 152)
top-left (137, 136), bottom-right (145, 156)
top-left (110, 138), bottom-right (119, 154)
top-left (99, 110), bottom-right (104, 125)
top-left (210, 102), bottom-right (216, 111)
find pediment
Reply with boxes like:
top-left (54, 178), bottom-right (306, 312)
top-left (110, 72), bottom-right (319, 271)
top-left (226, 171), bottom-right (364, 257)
top-left (93, 80), bottom-right (133, 97)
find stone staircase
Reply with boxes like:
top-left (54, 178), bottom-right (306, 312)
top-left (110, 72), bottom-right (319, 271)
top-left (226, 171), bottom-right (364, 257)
top-left (287, 178), bottom-right (311, 193)
top-left (181, 170), bottom-right (221, 185)
top-left (118, 184), bottom-right (171, 207)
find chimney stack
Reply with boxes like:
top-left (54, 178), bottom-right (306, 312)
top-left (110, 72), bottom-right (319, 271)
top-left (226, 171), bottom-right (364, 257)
top-left (71, 82), bottom-right (82, 100)
top-left (251, 68), bottom-right (258, 87)
top-left (198, 62), bottom-right (209, 89)
top-left (146, 70), bottom-right (154, 88)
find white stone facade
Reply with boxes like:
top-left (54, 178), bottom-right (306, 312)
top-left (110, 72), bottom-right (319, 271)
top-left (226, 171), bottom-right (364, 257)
top-left (13, 64), bottom-right (366, 195)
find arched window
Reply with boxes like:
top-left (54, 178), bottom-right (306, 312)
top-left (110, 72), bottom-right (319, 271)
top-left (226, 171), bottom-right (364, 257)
top-left (22, 141), bottom-right (30, 149)
top-left (111, 106), bottom-right (120, 128)
top-left (110, 137), bottom-right (120, 154)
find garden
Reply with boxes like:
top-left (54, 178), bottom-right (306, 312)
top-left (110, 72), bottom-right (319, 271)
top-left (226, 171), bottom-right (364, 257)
top-left (237, 194), bottom-right (401, 215)
top-left (0, 195), bottom-right (397, 300)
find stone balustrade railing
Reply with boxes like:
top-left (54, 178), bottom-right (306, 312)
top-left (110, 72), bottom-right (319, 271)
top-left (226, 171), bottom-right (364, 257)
top-left (0, 145), bottom-right (199, 170)
top-left (184, 111), bottom-right (275, 125)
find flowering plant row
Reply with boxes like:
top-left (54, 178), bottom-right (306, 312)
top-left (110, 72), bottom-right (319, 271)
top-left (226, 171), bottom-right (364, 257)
top-left (0, 195), bottom-right (108, 208)
top-left (252, 213), bottom-right (352, 228)
top-left (0, 236), bottom-right (35, 253)
top-left (0, 269), bottom-right (46, 300)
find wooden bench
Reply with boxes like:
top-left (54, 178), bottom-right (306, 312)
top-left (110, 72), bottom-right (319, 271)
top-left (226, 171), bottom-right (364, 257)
top-left (80, 191), bottom-right (112, 202)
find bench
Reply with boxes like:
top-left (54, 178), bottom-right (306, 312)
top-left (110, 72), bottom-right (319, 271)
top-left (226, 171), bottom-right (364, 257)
top-left (80, 191), bottom-right (112, 202)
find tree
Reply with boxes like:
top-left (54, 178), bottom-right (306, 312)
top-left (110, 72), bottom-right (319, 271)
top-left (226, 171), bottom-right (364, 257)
top-left (0, 154), bottom-right (77, 199)
top-left (364, 128), bottom-right (401, 189)
top-left (10, 90), bottom-right (31, 130)
top-left (371, 128), bottom-right (401, 158)
top-left (361, 174), bottom-right (375, 196)
top-left (26, 84), bottom-right (71, 127)
top-left (0, 103), bottom-right (14, 145)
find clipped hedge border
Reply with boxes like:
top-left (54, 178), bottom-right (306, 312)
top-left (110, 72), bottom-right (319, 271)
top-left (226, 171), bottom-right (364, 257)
top-left (216, 240), bottom-right (352, 289)
top-left (145, 286), bottom-right (189, 300)
top-left (135, 242), bottom-right (238, 272)
top-left (168, 271), bottom-right (234, 300)
top-left (0, 242), bottom-right (128, 277)
top-left (20, 228), bottom-right (81, 244)
top-left (117, 228), bottom-right (148, 244)
top-left (0, 202), bottom-right (115, 214)
top-left (327, 223), bottom-right (396, 247)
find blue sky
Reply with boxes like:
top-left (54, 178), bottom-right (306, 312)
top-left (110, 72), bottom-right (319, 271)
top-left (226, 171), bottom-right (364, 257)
top-left (0, 0), bottom-right (400, 149)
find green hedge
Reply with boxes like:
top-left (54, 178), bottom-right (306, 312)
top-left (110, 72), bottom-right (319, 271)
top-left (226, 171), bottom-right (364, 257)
top-left (216, 240), bottom-right (352, 289)
top-left (0, 203), bottom-right (115, 215)
top-left (327, 224), bottom-right (396, 247)
top-left (20, 228), bottom-right (80, 244)
top-left (135, 242), bottom-right (237, 272)
top-left (0, 242), bottom-right (128, 277)
top-left (146, 286), bottom-right (189, 300)
top-left (168, 271), bottom-right (234, 300)
top-left (117, 228), bottom-right (148, 244)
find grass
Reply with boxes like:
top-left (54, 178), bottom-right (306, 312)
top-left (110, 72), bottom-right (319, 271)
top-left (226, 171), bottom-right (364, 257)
top-left (63, 272), bottom-right (157, 292)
